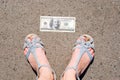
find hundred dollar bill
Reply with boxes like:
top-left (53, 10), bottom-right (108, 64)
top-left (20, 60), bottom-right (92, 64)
top-left (40, 16), bottom-right (76, 32)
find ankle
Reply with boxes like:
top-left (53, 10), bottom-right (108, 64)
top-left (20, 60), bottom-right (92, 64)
top-left (39, 67), bottom-right (53, 80)
top-left (62, 69), bottom-right (76, 80)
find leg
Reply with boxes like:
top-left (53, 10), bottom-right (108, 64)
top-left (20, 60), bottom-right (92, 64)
top-left (24, 48), bottom-right (54, 80)
top-left (61, 34), bottom-right (95, 80)
top-left (23, 34), bottom-right (55, 80)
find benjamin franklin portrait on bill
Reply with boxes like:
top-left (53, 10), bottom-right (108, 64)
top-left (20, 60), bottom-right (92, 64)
top-left (49, 19), bottom-right (60, 30)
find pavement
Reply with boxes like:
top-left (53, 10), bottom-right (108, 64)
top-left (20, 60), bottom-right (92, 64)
top-left (0, 0), bottom-right (120, 80)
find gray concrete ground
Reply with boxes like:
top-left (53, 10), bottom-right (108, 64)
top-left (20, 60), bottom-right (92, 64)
top-left (0, 0), bottom-right (120, 80)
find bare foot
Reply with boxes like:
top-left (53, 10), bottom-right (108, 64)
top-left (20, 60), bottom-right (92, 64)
top-left (61, 34), bottom-right (95, 80)
top-left (23, 34), bottom-right (54, 80)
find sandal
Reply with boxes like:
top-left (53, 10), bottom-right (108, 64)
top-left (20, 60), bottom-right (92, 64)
top-left (61, 34), bottom-right (95, 80)
top-left (23, 33), bottom-right (56, 80)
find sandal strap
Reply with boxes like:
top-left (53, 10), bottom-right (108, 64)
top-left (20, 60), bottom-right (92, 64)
top-left (23, 37), bottom-right (56, 80)
top-left (37, 65), bottom-right (56, 80)
top-left (73, 45), bottom-right (93, 65)
top-left (61, 35), bottom-right (94, 80)
top-left (60, 66), bottom-right (81, 80)
top-left (74, 35), bottom-right (94, 49)
top-left (73, 36), bottom-right (94, 79)
top-left (73, 35), bottom-right (94, 62)
top-left (73, 45), bottom-right (93, 80)
top-left (23, 37), bottom-right (44, 59)
top-left (60, 67), bottom-right (76, 80)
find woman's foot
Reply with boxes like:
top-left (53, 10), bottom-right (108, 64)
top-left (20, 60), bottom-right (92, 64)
top-left (61, 34), bottom-right (95, 80)
top-left (23, 34), bottom-right (54, 80)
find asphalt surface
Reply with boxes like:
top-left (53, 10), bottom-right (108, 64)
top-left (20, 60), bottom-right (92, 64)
top-left (0, 0), bottom-right (120, 80)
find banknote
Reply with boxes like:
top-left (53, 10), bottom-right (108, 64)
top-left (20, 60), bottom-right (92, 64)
top-left (40, 16), bottom-right (76, 32)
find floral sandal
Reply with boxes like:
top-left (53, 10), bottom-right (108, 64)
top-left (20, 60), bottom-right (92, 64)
top-left (23, 34), bottom-right (56, 80)
top-left (61, 34), bottom-right (95, 80)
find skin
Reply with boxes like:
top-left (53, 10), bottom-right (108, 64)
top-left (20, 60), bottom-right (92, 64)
top-left (61, 36), bottom-right (94, 80)
top-left (24, 35), bottom-right (54, 80)
top-left (24, 34), bottom-right (94, 80)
